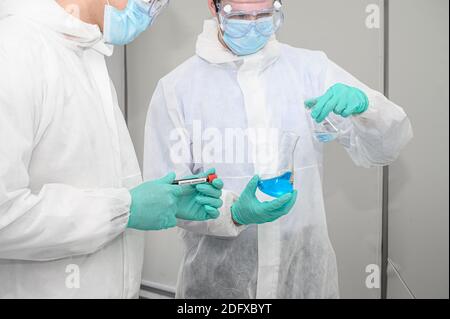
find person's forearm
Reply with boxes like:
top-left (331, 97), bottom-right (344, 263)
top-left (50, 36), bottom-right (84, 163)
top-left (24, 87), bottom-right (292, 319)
top-left (0, 184), bottom-right (130, 261)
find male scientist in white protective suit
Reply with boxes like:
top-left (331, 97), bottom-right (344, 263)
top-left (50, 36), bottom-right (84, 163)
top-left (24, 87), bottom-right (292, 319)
top-left (0, 0), bottom-right (224, 298)
top-left (143, 0), bottom-right (413, 298)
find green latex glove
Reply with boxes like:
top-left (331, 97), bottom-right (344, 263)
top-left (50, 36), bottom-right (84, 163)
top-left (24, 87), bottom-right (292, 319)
top-left (231, 176), bottom-right (298, 225)
top-left (305, 83), bottom-right (369, 123)
top-left (128, 173), bottom-right (182, 231)
top-left (176, 169), bottom-right (224, 221)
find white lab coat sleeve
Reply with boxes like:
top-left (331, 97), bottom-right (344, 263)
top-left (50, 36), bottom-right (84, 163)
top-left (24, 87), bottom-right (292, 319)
top-left (143, 80), bottom-right (246, 238)
top-left (0, 49), bottom-right (130, 261)
top-left (323, 57), bottom-right (413, 168)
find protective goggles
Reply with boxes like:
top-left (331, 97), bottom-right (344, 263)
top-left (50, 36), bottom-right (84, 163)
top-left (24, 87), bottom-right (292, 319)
top-left (216, 1), bottom-right (284, 38)
top-left (141, 0), bottom-right (170, 18)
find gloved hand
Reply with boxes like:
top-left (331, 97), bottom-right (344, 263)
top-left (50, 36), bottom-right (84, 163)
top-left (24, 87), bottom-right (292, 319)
top-left (231, 176), bottom-right (298, 225)
top-left (128, 173), bottom-right (182, 231)
top-left (176, 169), bottom-right (224, 221)
top-left (305, 83), bottom-right (369, 123)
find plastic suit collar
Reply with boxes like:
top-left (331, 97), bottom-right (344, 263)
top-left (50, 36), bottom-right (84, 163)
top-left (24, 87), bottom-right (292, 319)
top-left (0, 0), bottom-right (113, 56)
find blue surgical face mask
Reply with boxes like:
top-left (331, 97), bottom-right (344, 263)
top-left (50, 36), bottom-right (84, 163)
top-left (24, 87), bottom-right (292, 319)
top-left (103, 0), bottom-right (154, 46)
top-left (221, 17), bottom-right (274, 56)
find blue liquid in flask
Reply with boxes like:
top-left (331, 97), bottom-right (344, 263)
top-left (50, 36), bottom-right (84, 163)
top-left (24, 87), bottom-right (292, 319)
top-left (315, 132), bottom-right (339, 143)
top-left (313, 118), bottom-right (339, 143)
top-left (257, 171), bottom-right (294, 198)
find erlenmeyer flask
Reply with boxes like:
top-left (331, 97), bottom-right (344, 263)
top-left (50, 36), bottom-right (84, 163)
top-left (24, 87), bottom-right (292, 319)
top-left (305, 103), bottom-right (340, 143)
top-left (313, 117), bottom-right (340, 143)
top-left (257, 132), bottom-right (300, 198)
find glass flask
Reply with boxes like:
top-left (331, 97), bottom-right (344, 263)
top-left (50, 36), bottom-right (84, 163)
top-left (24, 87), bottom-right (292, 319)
top-left (305, 106), bottom-right (340, 143)
top-left (257, 132), bottom-right (300, 198)
top-left (313, 117), bottom-right (340, 143)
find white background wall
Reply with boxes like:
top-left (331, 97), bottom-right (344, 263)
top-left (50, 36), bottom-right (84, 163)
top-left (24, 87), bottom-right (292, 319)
top-left (106, 0), bottom-right (449, 299)
top-left (387, 0), bottom-right (449, 299)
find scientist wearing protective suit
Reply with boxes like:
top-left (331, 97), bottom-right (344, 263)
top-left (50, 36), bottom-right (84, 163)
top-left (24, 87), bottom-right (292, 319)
top-left (0, 0), bottom-right (223, 299)
top-left (143, 0), bottom-right (413, 299)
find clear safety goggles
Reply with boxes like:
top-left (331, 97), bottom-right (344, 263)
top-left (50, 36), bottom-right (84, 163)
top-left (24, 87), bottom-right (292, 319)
top-left (141, 0), bottom-right (170, 18)
top-left (217, 1), bottom-right (284, 38)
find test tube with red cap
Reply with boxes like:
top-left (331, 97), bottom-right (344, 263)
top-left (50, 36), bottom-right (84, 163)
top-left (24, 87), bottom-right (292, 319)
top-left (172, 174), bottom-right (218, 186)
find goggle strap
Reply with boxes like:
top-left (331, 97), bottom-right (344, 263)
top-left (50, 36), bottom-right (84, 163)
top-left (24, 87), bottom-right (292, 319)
top-left (215, 0), bottom-right (282, 13)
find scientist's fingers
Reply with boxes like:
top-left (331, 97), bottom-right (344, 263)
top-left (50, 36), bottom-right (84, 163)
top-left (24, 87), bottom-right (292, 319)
top-left (277, 190), bottom-right (298, 212)
top-left (202, 168), bottom-right (216, 177)
top-left (304, 98), bottom-right (318, 109)
top-left (195, 196), bottom-right (223, 209)
top-left (169, 185), bottom-right (183, 197)
top-left (158, 172), bottom-right (177, 184)
top-left (262, 193), bottom-right (293, 212)
top-left (196, 183), bottom-right (222, 198)
top-left (244, 176), bottom-right (260, 195)
top-left (334, 98), bottom-right (348, 116)
top-left (204, 205), bottom-right (220, 219)
top-left (311, 91), bottom-right (333, 122)
top-left (212, 178), bottom-right (224, 190)
top-left (316, 97), bottom-right (339, 123)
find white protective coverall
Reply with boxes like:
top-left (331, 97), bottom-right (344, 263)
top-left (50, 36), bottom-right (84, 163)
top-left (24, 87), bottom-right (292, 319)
top-left (0, 0), bottom-right (144, 298)
top-left (143, 19), bottom-right (413, 298)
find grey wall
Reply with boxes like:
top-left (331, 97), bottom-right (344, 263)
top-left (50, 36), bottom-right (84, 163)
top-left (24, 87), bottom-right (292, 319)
top-left (106, 46), bottom-right (126, 114)
top-left (387, 0), bottom-right (449, 299)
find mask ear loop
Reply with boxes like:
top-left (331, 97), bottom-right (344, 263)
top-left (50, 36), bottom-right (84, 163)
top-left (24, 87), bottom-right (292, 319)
top-left (215, 3), bottom-right (232, 37)
top-left (214, 2), bottom-right (225, 40)
top-left (214, 4), bottom-right (233, 54)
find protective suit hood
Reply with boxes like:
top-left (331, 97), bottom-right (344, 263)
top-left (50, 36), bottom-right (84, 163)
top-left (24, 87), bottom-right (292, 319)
top-left (196, 19), bottom-right (281, 69)
top-left (0, 0), bottom-right (112, 56)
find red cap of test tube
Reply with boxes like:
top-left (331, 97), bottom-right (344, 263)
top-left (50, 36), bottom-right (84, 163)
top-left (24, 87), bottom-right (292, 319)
top-left (207, 174), bottom-right (218, 183)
